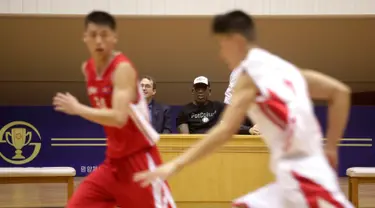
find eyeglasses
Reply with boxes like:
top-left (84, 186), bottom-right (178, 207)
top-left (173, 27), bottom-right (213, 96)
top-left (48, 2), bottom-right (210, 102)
top-left (141, 84), bottom-right (153, 89)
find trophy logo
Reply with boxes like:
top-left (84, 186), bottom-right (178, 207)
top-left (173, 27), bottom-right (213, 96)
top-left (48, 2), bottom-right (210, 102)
top-left (0, 121), bottom-right (42, 165)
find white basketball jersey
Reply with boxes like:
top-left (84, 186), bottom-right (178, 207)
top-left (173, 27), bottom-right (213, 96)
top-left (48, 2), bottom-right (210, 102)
top-left (240, 48), bottom-right (323, 171)
top-left (224, 67), bottom-right (242, 104)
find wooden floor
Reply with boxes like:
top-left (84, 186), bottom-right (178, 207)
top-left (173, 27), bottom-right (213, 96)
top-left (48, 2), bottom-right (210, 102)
top-left (0, 177), bottom-right (374, 208)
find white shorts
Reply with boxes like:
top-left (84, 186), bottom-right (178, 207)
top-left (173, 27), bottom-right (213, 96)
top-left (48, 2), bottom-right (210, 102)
top-left (232, 182), bottom-right (353, 208)
top-left (232, 157), bottom-right (354, 208)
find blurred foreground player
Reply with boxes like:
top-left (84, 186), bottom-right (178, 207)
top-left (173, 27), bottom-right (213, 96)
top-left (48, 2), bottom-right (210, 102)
top-left (134, 10), bottom-right (354, 208)
top-left (53, 11), bottom-right (176, 208)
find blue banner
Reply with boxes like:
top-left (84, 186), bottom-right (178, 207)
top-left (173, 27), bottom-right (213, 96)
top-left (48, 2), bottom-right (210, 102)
top-left (0, 106), bottom-right (373, 177)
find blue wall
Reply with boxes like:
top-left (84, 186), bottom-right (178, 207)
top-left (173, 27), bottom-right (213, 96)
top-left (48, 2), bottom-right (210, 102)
top-left (0, 106), bottom-right (373, 177)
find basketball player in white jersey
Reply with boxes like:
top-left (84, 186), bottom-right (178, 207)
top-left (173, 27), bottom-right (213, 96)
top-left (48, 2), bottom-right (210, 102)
top-left (134, 10), bottom-right (353, 208)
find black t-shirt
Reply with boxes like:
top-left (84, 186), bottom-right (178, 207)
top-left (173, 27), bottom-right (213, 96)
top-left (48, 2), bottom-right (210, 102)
top-left (176, 101), bottom-right (225, 134)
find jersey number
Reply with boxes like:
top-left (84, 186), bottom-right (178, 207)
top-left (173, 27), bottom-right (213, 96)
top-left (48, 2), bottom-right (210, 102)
top-left (93, 96), bottom-right (107, 108)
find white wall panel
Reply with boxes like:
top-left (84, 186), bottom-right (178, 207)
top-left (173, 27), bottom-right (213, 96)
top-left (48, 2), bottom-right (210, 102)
top-left (49, 0), bottom-right (69, 14)
top-left (136, 0), bottom-right (152, 15)
top-left (164, 0), bottom-right (185, 15)
top-left (93, 0), bottom-right (110, 12)
top-left (0, 0), bottom-right (8, 13)
top-left (37, 0), bottom-right (51, 13)
top-left (9, 0), bottom-right (22, 13)
top-left (110, 0), bottom-right (136, 15)
top-left (0, 0), bottom-right (375, 15)
top-left (22, 0), bottom-right (37, 13)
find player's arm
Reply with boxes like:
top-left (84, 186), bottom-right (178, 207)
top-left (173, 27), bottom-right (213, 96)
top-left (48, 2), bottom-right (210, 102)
top-left (76, 63), bottom-right (136, 127)
top-left (300, 69), bottom-right (351, 149)
top-left (173, 72), bottom-right (256, 170)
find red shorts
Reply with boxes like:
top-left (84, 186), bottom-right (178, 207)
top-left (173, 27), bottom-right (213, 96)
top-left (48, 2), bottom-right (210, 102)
top-left (67, 146), bottom-right (176, 208)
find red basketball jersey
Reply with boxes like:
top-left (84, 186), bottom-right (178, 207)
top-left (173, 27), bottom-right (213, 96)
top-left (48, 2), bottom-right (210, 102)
top-left (84, 52), bottom-right (159, 159)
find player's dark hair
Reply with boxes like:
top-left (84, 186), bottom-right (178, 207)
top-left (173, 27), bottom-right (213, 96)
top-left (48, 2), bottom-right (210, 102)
top-left (141, 75), bottom-right (156, 90)
top-left (85, 11), bottom-right (116, 30)
top-left (212, 10), bottom-right (256, 41)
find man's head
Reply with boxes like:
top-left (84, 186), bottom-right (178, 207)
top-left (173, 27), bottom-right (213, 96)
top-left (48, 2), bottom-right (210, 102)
top-left (192, 76), bottom-right (211, 105)
top-left (212, 10), bottom-right (256, 69)
top-left (140, 76), bottom-right (156, 101)
top-left (83, 11), bottom-right (117, 58)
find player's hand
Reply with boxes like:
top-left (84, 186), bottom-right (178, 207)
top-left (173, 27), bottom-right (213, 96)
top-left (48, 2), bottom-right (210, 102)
top-left (249, 124), bottom-right (260, 135)
top-left (133, 161), bottom-right (180, 188)
top-left (53, 92), bottom-right (81, 115)
top-left (324, 146), bottom-right (338, 171)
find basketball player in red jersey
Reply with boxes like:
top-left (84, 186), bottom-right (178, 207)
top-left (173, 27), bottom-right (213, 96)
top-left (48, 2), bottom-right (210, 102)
top-left (52, 11), bottom-right (176, 208)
